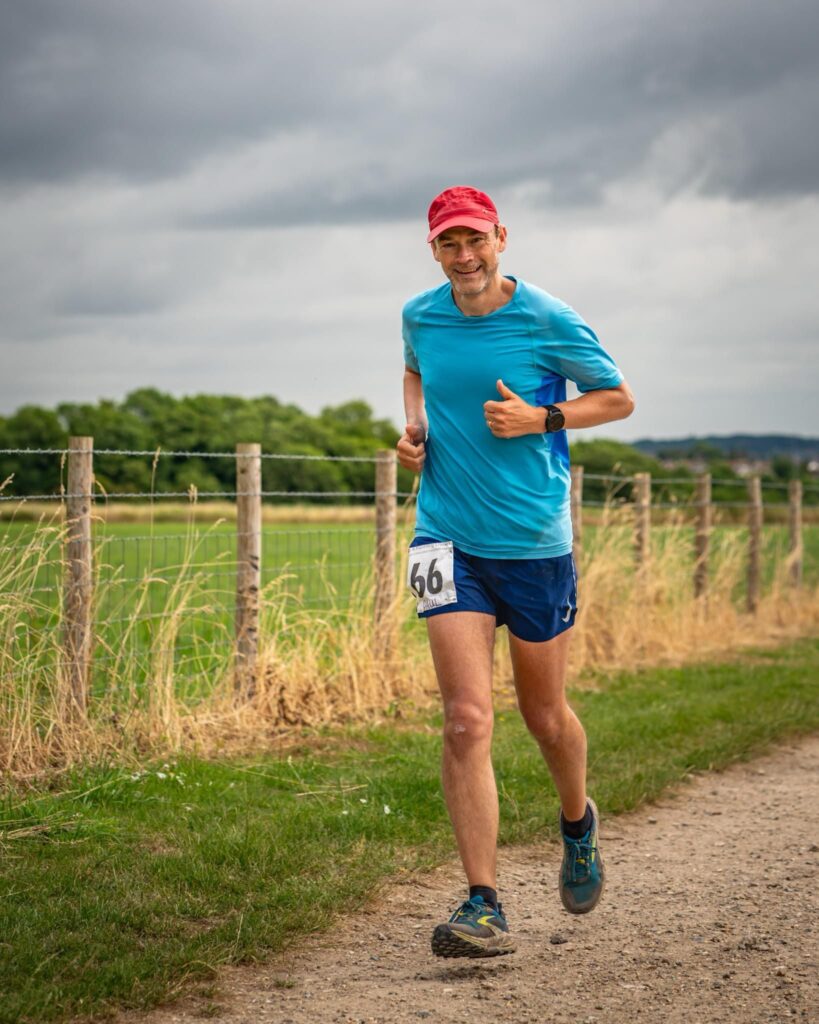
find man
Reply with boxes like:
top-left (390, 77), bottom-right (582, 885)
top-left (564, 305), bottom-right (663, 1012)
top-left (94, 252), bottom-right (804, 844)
top-left (397, 185), bottom-right (635, 959)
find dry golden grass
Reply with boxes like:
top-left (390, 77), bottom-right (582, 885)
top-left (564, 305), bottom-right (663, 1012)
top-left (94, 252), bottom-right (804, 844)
top-left (1, 504), bottom-right (817, 781)
top-left (1, 500), bottom-right (421, 525)
top-left (569, 508), bottom-right (819, 680)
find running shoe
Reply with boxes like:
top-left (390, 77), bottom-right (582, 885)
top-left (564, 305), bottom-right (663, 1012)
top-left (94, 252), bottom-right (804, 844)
top-left (558, 798), bottom-right (605, 914)
top-left (431, 895), bottom-right (516, 958)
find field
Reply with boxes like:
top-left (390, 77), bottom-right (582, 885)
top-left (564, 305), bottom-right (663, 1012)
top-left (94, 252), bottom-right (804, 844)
top-left (4, 517), bottom-right (388, 702)
top-left (2, 636), bottom-right (818, 1024)
top-left (2, 506), bottom-right (819, 1021)
top-left (2, 509), bottom-right (818, 778)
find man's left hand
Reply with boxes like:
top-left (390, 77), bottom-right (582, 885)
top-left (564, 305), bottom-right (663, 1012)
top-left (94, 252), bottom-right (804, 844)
top-left (483, 379), bottom-right (543, 438)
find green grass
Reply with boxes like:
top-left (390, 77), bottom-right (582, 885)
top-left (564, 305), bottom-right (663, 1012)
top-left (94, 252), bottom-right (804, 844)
top-left (3, 635), bottom-right (819, 1023)
top-left (3, 519), bottom-right (382, 609)
top-left (3, 519), bottom-right (398, 701)
top-left (6, 518), bottom-right (816, 620)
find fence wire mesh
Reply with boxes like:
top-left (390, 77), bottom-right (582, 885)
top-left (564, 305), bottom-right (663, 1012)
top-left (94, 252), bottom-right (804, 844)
top-left (2, 444), bottom-right (817, 702)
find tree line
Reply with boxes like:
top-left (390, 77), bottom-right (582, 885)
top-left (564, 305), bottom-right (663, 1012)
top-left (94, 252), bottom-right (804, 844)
top-left (0, 389), bottom-right (403, 501)
top-left (0, 390), bottom-right (813, 505)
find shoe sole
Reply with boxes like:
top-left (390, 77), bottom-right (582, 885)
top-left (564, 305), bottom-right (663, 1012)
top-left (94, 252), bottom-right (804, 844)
top-left (431, 924), bottom-right (517, 959)
top-left (559, 797), bottom-right (606, 915)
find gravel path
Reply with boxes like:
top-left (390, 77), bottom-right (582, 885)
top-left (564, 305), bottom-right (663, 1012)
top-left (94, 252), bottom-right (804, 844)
top-left (128, 735), bottom-right (819, 1024)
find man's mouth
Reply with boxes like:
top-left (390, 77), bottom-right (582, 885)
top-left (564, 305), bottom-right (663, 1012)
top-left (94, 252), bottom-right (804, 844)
top-left (456, 267), bottom-right (481, 275)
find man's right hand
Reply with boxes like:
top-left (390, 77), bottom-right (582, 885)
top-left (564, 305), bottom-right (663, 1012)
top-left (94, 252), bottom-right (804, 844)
top-left (396, 423), bottom-right (426, 473)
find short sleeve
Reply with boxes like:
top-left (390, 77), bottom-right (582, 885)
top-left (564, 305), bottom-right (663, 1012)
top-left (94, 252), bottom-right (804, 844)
top-left (539, 304), bottom-right (624, 393)
top-left (402, 308), bottom-right (420, 373)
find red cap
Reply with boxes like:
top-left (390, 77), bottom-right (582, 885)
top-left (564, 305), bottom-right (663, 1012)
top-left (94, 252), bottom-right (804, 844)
top-left (426, 185), bottom-right (499, 243)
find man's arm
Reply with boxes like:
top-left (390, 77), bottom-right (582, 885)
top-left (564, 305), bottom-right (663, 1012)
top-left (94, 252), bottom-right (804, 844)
top-left (397, 366), bottom-right (428, 472)
top-left (483, 379), bottom-right (635, 438)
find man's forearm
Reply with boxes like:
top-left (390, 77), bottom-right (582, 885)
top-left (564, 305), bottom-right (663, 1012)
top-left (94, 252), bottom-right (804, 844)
top-left (403, 368), bottom-right (428, 434)
top-left (555, 381), bottom-right (635, 430)
top-left (484, 378), bottom-right (635, 439)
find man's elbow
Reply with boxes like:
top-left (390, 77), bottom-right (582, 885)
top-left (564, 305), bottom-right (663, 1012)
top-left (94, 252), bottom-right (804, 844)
top-left (616, 381), bottom-right (636, 420)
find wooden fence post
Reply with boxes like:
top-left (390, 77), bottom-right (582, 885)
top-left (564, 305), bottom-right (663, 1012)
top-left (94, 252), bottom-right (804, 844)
top-left (570, 465), bottom-right (584, 567)
top-left (374, 449), bottom-right (397, 658)
top-left (788, 479), bottom-right (803, 589)
top-left (633, 472), bottom-right (651, 573)
top-left (235, 443), bottom-right (261, 698)
top-left (694, 472), bottom-right (712, 600)
top-left (747, 476), bottom-right (762, 614)
top-left (62, 436), bottom-right (94, 718)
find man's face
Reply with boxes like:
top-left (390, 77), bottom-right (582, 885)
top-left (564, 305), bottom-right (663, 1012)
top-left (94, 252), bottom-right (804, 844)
top-left (432, 225), bottom-right (507, 297)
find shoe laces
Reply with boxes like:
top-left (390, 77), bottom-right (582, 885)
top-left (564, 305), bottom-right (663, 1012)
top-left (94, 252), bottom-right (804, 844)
top-left (450, 897), bottom-right (502, 924)
top-left (564, 832), bottom-right (595, 881)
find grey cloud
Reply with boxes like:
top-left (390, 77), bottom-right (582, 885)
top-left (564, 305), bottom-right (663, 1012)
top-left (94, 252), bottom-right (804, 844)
top-left (53, 277), bottom-right (171, 317)
top-left (2, 0), bottom-right (818, 222)
top-left (2, 1), bottom-right (819, 448)
top-left (0, 0), bottom-right (429, 184)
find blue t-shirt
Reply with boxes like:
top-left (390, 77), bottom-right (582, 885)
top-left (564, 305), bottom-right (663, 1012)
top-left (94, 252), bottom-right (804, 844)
top-left (402, 277), bottom-right (623, 558)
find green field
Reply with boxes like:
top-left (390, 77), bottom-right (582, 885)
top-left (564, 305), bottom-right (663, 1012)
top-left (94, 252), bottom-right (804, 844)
top-left (6, 516), bottom-right (818, 602)
top-left (1, 636), bottom-right (818, 1024)
top-left (3, 518), bottom-right (392, 700)
top-left (3, 515), bottom-right (818, 701)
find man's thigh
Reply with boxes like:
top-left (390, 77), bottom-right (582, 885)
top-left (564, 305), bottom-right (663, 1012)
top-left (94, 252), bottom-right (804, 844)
top-left (508, 627), bottom-right (572, 714)
top-left (426, 611), bottom-right (496, 711)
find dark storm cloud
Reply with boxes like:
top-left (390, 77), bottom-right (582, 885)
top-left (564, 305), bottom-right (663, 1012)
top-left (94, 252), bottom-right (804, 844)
top-left (0, 0), bottom-right (425, 184)
top-left (2, 0), bottom-right (818, 221)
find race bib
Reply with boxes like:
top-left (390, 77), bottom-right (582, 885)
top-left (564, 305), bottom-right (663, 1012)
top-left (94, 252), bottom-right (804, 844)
top-left (407, 541), bottom-right (458, 612)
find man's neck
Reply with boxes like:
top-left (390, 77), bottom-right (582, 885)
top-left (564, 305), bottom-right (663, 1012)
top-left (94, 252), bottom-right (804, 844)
top-left (453, 275), bottom-right (516, 317)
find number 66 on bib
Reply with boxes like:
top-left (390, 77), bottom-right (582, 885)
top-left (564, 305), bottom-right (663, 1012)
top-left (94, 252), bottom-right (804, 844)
top-left (407, 540), bottom-right (458, 612)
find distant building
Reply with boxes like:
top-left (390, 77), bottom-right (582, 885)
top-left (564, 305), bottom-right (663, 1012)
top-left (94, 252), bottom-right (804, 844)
top-left (729, 459), bottom-right (772, 477)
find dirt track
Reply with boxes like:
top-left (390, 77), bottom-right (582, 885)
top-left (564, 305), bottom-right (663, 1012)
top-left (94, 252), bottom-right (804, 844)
top-left (129, 735), bottom-right (819, 1024)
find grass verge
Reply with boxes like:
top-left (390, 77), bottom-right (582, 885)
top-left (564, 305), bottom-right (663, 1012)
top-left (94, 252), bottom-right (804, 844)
top-left (2, 635), bottom-right (819, 1023)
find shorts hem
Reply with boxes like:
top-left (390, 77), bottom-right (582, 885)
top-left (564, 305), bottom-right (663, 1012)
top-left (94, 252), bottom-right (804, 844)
top-left (506, 616), bottom-right (576, 644)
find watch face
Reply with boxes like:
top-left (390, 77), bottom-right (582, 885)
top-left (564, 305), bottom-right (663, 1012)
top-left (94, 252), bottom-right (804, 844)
top-left (548, 407), bottom-right (565, 431)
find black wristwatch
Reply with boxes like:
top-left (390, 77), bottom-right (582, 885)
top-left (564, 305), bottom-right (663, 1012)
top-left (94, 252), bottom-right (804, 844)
top-left (543, 404), bottom-right (566, 433)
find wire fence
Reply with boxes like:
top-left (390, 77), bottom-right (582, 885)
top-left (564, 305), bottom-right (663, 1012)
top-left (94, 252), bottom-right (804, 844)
top-left (2, 440), bottom-right (817, 709)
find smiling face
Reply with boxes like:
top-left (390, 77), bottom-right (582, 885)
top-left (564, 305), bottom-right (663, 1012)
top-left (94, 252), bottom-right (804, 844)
top-left (432, 224), bottom-right (508, 298)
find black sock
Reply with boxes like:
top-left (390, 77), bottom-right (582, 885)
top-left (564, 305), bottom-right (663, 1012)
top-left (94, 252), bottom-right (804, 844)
top-left (561, 801), bottom-right (593, 839)
top-left (469, 885), bottom-right (498, 909)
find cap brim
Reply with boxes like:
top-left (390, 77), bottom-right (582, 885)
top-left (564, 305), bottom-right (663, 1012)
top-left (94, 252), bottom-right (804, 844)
top-left (427, 215), bottom-right (497, 243)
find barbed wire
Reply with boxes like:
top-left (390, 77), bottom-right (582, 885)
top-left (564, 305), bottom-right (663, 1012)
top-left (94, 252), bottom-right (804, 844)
top-left (581, 472), bottom-right (819, 494)
top-left (581, 472), bottom-right (632, 482)
top-left (0, 447), bottom-right (380, 462)
top-left (3, 447), bottom-right (817, 490)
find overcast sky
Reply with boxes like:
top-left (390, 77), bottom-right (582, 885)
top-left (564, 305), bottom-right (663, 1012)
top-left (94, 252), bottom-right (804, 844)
top-left (2, 0), bottom-right (818, 441)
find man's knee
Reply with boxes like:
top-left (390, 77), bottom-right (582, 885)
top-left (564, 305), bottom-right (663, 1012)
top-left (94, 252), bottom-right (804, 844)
top-left (442, 701), bottom-right (493, 753)
top-left (521, 702), bottom-right (570, 750)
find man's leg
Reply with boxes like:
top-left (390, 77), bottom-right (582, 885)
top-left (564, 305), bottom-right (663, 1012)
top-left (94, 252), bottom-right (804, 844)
top-left (509, 627), bottom-right (604, 914)
top-left (507, 629), bottom-right (586, 821)
top-left (426, 610), bottom-right (497, 888)
top-left (426, 611), bottom-right (516, 957)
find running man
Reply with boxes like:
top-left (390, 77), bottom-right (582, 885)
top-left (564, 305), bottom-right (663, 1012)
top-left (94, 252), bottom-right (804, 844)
top-left (398, 186), bottom-right (635, 958)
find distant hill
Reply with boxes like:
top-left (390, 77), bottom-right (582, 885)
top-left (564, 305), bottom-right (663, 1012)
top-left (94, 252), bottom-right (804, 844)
top-left (632, 434), bottom-right (819, 462)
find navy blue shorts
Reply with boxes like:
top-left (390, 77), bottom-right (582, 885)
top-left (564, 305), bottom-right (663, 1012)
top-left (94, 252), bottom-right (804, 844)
top-left (409, 536), bottom-right (577, 644)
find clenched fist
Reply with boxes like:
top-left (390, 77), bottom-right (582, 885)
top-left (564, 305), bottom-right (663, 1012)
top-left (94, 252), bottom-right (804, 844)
top-left (396, 423), bottom-right (427, 473)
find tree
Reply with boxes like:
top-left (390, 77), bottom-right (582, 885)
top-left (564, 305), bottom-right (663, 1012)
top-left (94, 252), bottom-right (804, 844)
top-left (0, 406), bottom-right (66, 497)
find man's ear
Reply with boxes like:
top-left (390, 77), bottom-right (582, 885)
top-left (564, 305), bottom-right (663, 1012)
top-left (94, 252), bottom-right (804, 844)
top-left (429, 240), bottom-right (442, 264)
top-left (496, 225), bottom-right (508, 254)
